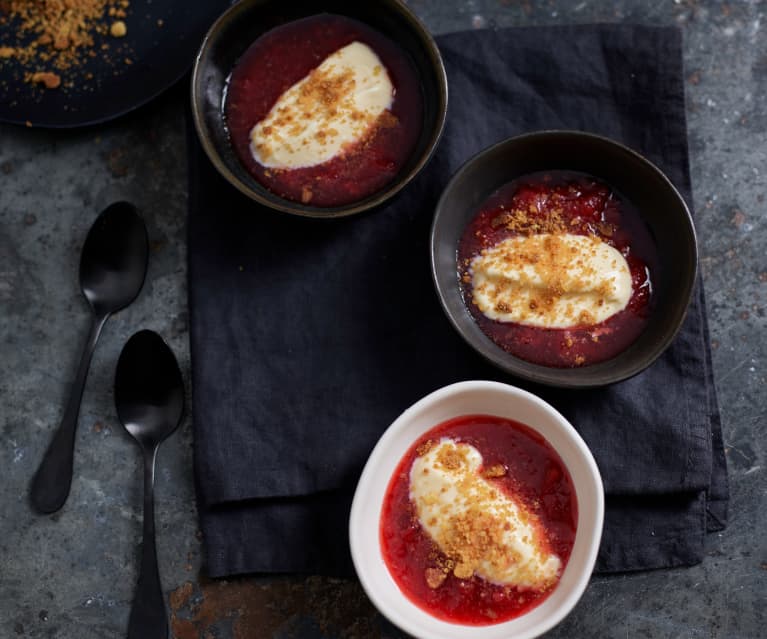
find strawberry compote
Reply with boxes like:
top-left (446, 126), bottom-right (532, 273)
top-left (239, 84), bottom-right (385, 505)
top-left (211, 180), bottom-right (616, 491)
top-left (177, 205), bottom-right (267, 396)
top-left (224, 14), bottom-right (423, 207)
top-left (458, 171), bottom-right (659, 368)
top-left (380, 415), bottom-right (576, 625)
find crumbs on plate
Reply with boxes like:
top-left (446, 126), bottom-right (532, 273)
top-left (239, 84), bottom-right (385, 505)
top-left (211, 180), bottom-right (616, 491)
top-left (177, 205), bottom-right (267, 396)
top-left (0, 0), bottom-right (132, 90)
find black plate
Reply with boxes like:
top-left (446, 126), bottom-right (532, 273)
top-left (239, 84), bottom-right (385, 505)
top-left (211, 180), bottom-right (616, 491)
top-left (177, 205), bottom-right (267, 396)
top-left (0, 0), bottom-right (231, 128)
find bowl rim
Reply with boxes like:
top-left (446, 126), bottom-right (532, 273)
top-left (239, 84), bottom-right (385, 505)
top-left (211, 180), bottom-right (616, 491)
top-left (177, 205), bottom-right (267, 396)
top-left (429, 129), bottom-right (698, 388)
top-left (190, 0), bottom-right (449, 218)
top-left (349, 380), bottom-right (605, 639)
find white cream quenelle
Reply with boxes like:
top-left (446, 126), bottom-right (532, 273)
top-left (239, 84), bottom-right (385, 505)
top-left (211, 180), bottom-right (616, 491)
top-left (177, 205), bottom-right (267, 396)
top-left (409, 438), bottom-right (561, 589)
top-left (470, 233), bottom-right (632, 328)
top-left (249, 41), bottom-right (394, 170)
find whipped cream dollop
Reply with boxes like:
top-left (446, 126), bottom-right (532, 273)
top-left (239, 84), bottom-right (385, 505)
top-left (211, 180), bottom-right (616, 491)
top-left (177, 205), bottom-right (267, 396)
top-left (409, 438), bottom-right (561, 589)
top-left (249, 41), bottom-right (394, 170)
top-left (470, 233), bottom-right (632, 328)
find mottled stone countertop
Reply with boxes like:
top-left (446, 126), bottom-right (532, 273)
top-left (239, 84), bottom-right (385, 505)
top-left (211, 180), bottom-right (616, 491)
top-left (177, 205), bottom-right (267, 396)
top-left (1, 1), bottom-right (765, 638)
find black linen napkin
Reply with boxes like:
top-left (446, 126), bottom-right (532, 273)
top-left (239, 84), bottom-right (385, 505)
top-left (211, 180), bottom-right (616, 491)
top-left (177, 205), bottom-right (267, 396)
top-left (188, 24), bottom-right (728, 578)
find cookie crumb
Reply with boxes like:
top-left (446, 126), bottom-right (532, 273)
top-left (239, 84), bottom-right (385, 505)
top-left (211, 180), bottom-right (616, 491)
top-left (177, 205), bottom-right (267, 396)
top-left (425, 567), bottom-right (447, 589)
top-left (29, 71), bottom-right (61, 89)
top-left (482, 464), bottom-right (506, 478)
top-left (110, 21), bottom-right (127, 38)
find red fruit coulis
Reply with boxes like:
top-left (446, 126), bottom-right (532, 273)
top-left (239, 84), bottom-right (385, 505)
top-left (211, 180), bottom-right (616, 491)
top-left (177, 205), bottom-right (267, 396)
top-left (458, 171), bottom-right (659, 368)
top-left (380, 415), bottom-right (577, 625)
top-left (224, 14), bottom-right (423, 207)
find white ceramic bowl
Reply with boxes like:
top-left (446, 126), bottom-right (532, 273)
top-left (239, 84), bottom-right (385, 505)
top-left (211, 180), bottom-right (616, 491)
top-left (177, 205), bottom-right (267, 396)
top-left (349, 380), bottom-right (604, 639)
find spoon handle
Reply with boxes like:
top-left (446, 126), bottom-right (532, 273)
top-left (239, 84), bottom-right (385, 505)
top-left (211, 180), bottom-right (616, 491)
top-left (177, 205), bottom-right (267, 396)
top-left (30, 312), bottom-right (109, 514)
top-left (128, 446), bottom-right (168, 639)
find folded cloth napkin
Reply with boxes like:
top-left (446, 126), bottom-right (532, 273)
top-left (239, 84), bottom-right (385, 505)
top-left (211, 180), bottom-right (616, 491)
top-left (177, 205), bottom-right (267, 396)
top-left (188, 24), bottom-right (728, 578)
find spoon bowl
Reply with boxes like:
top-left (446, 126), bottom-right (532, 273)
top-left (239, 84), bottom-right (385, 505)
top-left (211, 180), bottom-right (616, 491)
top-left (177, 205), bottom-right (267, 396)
top-left (30, 201), bottom-right (148, 514)
top-left (80, 203), bottom-right (151, 316)
top-left (115, 330), bottom-right (185, 639)
top-left (115, 331), bottom-right (185, 448)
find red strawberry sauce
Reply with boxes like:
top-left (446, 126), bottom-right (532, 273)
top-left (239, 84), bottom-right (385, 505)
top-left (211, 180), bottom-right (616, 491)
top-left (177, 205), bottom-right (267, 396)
top-left (224, 14), bottom-right (423, 207)
top-left (380, 414), bottom-right (577, 625)
top-left (458, 171), bottom-right (659, 367)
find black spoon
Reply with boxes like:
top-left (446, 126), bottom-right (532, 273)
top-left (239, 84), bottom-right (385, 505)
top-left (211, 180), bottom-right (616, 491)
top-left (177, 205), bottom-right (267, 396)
top-left (115, 330), bottom-right (184, 639)
top-left (30, 202), bottom-right (148, 514)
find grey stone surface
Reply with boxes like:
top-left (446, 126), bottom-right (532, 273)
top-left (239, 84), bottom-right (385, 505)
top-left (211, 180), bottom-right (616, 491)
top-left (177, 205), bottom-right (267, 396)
top-left (1, 1), bottom-right (765, 638)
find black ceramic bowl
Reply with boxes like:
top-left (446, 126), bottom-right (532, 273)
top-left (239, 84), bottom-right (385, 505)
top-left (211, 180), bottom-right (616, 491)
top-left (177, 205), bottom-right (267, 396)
top-left (431, 130), bottom-right (698, 388)
top-left (191, 0), bottom-right (447, 218)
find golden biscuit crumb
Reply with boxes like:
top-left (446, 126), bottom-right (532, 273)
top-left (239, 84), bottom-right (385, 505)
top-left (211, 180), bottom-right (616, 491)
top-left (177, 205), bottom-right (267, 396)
top-left (29, 71), bottom-right (61, 89)
top-left (482, 464), bottom-right (506, 478)
top-left (425, 567), bottom-right (447, 589)
top-left (110, 21), bottom-right (127, 38)
top-left (416, 440), bottom-right (436, 456)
